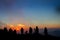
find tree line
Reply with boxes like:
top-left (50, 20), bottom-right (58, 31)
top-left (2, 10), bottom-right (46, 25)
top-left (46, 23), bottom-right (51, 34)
top-left (0, 26), bottom-right (60, 40)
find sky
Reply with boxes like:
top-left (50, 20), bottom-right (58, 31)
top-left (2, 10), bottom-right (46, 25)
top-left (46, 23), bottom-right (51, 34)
top-left (0, 0), bottom-right (60, 29)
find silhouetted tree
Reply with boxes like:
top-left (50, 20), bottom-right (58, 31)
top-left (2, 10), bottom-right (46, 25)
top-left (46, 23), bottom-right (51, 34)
top-left (29, 27), bottom-right (33, 34)
top-left (34, 26), bottom-right (39, 34)
top-left (20, 28), bottom-right (24, 34)
top-left (44, 27), bottom-right (48, 36)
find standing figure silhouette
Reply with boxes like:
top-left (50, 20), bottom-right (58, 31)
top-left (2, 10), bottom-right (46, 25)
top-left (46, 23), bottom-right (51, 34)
top-left (44, 27), bottom-right (48, 36)
top-left (20, 28), bottom-right (24, 34)
top-left (34, 26), bottom-right (39, 34)
top-left (29, 27), bottom-right (33, 34)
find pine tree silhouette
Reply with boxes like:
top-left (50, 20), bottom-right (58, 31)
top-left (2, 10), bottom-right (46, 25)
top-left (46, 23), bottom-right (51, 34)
top-left (29, 27), bottom-right (33, 34)
top-left (20, 28), bottom-right (24, 34)
top-left (44, 27), bottom-right (48, 36)
top-left (34, 26), bottom-right (39, 34)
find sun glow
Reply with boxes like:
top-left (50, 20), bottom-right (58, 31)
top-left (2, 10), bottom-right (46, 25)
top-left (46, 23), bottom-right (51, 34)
top-left (6, 24), bottom-right (25, 31)
top-left (17, 24), bottom-right (25, 27)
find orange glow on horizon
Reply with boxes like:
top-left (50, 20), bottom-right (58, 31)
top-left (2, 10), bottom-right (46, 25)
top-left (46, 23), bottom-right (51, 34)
top-left (2, 23), bottom-right (60, 31)
top-left (6, 24), bottom-right (26, 31)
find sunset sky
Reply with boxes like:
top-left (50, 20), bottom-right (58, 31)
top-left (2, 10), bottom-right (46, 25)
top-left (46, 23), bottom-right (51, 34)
top-left (0, 0), bottom-right (60, 30)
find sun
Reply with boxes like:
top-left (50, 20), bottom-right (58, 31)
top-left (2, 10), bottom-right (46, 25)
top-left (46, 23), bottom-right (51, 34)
top-left (15, 24), bottom-right (25, 31)
top-left (17, 24), bottom-right (25, 27)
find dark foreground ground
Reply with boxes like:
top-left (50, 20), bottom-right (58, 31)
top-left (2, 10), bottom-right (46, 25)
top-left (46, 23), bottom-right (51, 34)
top-left (0, 27), bottom-right (60, 40)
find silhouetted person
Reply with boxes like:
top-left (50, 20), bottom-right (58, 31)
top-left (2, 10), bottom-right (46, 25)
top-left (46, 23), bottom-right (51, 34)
top-left (29, 27), bottom-right (33, 34)
top-left (13, 30), bottom-right (16, 35)
top-left (4, 27), bottom-right (8, 33)
top-left (13, 30), bottom-right (17, 38)
top-left (25, 31), bottom-right (28, 34)
top-left (34, 26), bottom-right (39, 34)
top-left (0, 29), bottom-right (3, 33)
top-left (9, 28), bottom-right (13, 36)
top-left (20, 28), bottom-right (24, 34)
top-left (44, 27), bottom-right (48, 36)
top-left (9, 28), bottom-right (13, 33)
top-left (13, 30), bottom-right (16, 33)
top-left (3, 27), bottom-right (8, 37)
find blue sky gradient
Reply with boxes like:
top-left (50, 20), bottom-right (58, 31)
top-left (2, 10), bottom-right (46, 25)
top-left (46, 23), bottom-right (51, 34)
top-left (0, 0), bottom-right (60, 28)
